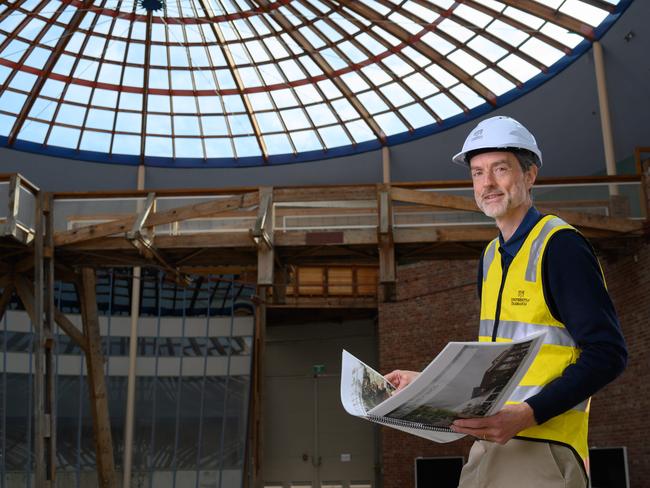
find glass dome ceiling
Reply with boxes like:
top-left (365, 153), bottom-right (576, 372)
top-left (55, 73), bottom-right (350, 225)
top-left (0, 0), bottom-right (631, 167)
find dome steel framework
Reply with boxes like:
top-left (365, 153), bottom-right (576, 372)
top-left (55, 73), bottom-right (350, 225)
top-left (0, 0), bottom-right (631, 167)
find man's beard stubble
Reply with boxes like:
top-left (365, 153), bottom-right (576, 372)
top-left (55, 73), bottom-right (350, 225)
top-left (476, 184), bottom-right (530, 219)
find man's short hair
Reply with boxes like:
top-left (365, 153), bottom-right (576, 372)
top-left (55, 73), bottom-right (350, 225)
top-left (466, 148), bottom-right (540, 172)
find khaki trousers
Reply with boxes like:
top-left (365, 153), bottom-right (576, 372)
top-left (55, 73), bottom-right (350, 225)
top-left (457, 439), bottom-right (588, 488)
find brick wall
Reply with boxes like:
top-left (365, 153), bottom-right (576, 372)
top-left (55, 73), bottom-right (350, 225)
top-left (378, 243), bottom-right (649, 488)
top-left (378, 259), bottom-right (478, 487)
top-left (589, 244), bottom-right (650, 488)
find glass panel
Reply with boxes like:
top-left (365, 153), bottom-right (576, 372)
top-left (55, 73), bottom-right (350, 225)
top-left (0, 114), bottom-right (14, 136)
top-left (560, 0), bottom-right (608, 27)
top-left (0, 0), bottom-right (623, 162)
top-left (467, 36), bottom-right (508, 63)
top-left (1, 273), bottom-right (255, 483)
top-left (475, 69), bottom-right (516, 96)
top-left (519, 37), bottom-right (564, 67)
top-left (497, 54), bottom-right (541, 83)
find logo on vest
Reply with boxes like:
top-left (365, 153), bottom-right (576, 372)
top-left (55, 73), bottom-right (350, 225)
top-left (511, 290), bottom-right (530, 306)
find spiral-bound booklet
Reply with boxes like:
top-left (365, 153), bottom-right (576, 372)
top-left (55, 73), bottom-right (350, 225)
top-left (340, 332), bottom-right (545, 443)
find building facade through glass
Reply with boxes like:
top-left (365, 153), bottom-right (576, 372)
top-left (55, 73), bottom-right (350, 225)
top-left (0, 269), bottom-right (255, 487)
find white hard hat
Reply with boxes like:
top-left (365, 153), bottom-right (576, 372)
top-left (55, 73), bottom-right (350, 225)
top-left (452, 116), bottom-right (543, 167)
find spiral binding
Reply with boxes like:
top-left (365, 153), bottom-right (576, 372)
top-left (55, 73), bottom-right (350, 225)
top-left (365, 415), bottom-right (454, 433)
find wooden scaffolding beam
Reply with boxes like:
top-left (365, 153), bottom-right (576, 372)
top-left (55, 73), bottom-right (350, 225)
top-left (79, 268), bottom-right (117, 488)
top-left (0, 283), bottom-right (15, 322)
top-left (390, 186), bottom-right (644, 233)
top-left (254, 187), bottom-right (274, 286)
top-left (40, 194), bottom-right (57, 486)
top-left (55, 191), bottom-right (259, 247)
top-left (377, 185), bottom-right (396, 301)
top-left (250, 285), bottom-right (268, 488)
top-left (12, 193), bottom-right (56, 486)
top-left (14, 272), bottom-right (56, 487)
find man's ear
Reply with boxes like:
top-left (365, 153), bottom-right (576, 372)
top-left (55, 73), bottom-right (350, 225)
top-left (525, 165), bottom-right (538, 189)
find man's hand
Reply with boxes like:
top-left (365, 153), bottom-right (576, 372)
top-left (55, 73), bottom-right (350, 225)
top-left (384, 370), bottom-right (420, 392)
top-left (450, 403), bottom-right (537, 444)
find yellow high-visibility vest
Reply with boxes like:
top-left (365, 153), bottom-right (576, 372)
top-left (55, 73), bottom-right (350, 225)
top-left (480, 214), bottom-right (590, 463)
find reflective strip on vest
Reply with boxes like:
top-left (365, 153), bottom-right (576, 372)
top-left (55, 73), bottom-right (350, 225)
top-left (480, 215), bottom-right (592, 463)
top-left (479, 319), bottom-right (576, 347)
top-left (479, 319), bottom-right (494, 338)
top-left (525, 217), bottom-right (569, 282)
top-left (483, 239), bottom-right (497, 282)
top-left (508, 385), bottom-right (589, 412)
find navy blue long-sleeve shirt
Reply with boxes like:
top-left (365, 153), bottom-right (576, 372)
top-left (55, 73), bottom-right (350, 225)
top-left (477, 207), bottom-right (628, 425)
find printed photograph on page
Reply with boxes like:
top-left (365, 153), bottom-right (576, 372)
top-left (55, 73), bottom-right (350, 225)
top-left (341, 350), bottom-right (395, 416)
top-left (383, 340), bottom-right (534, 427)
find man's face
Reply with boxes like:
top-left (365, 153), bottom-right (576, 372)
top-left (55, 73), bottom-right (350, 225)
top-left (469, 151), bottom-right (537, 220)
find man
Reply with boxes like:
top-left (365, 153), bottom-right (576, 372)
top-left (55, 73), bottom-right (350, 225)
top-left (385, 116), bottom-right (627, 487)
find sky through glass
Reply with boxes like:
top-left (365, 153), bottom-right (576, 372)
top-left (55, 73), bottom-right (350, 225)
top-left (0, 0), bottom-right (631, 166)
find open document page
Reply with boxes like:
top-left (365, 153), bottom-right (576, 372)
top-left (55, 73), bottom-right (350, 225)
top-left (340, 332), bottom-right (545, 443)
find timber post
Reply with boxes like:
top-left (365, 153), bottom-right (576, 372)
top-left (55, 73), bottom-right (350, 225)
top-left (377, 184), bottom-right (396, 302)
top-left (79, 268), bottom-right (117, 488)
top-left (32, 192), bottom-right (56, 487)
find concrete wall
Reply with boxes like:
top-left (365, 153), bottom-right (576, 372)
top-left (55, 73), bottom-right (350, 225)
top-left (377, 242), bottom-right (649, 487)
top-left (0, 2), bottom-right (648, 191)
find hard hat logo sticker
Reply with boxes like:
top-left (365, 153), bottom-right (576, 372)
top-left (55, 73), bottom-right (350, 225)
top-left (470, 129), bottom-right (483, 141)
